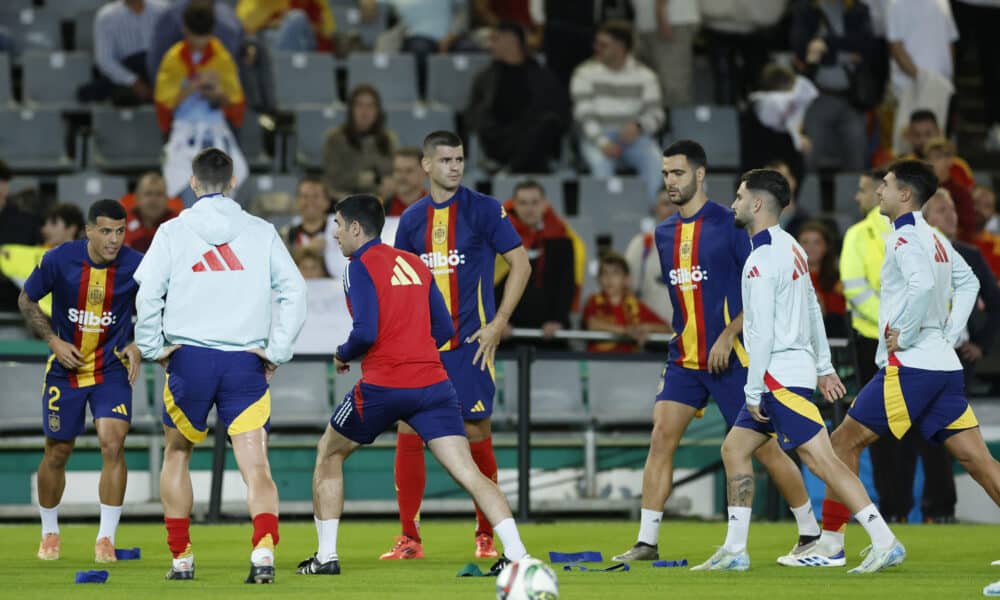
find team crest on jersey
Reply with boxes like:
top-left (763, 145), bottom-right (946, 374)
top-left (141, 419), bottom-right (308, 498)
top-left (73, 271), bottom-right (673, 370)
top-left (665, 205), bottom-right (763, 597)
top-left (432, 223), bottom-right (448, 245)
top-left (48, 412), bottom-right (60, 432)
top-left (87, 285), bottom-right (105, 305)
top-left (680, 241), bottom-right (692, 258)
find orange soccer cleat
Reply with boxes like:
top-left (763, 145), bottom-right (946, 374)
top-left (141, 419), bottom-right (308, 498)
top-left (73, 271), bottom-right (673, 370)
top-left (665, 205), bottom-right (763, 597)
top-left (379, 535), bottom-right (424, 560)
top-left (95, 536), bottom-right (117, 563)
top-left (37, 533), bottom-right (60, 561)
top-left (475, 533), bottom-right (499, 559)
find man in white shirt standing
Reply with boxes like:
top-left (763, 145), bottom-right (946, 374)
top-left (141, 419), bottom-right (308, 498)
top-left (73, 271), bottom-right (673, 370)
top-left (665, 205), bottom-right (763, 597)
top-left (633, 0), bottom-right (700, 107)
top-left (690, 168), bottom-right (904, 573)
top-left (805, 160), bottom-right (1000, 568)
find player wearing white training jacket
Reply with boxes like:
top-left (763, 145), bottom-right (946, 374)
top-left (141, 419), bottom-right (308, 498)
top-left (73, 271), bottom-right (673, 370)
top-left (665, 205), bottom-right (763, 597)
top-left (805, 160), bottom-right (1000, 570)
top-left (692, 169), bottom-right (904, 574)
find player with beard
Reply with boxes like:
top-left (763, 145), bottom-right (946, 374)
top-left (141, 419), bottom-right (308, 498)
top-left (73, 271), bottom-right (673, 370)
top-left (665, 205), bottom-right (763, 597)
top-left (614, 141), bottom-right (822, 565)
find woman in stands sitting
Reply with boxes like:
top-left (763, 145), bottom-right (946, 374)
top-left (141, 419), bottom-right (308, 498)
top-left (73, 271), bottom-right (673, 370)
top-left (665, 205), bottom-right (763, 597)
top-left (322, 84), bottom-right (398, 200)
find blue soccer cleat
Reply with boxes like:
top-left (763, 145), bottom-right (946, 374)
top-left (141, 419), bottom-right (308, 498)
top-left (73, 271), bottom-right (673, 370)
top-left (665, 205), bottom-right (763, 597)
top-left (847, 540), bottom-right (906, 573)
top-left (691, 547), bottom-right (750, 571)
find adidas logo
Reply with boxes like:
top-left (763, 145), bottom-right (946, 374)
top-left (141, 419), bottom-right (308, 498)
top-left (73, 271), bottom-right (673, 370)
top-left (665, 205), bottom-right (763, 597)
top-left (192, 243), bottom-right (245, 272)
top-left (747, 266), bottom-right (761, 279)
top-left (867, 514), bottom-right (878, 523)
top-left (894, 237), bottom-right (908, 250)
top-left (470, 400), bottom-right (486, 413)
top-left (111, 403), bottom-right (128, 416)
top-left (933, 237), bottom-right (950, 263)
top-left (390, 256), bottom-right (423, 286)
top-left (729, 515), bottom-right (738, 521)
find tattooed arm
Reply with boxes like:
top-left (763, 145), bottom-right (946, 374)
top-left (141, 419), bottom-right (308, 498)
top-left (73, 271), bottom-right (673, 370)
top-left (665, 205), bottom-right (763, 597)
top-left (19, 291), bottom-right (83, 369)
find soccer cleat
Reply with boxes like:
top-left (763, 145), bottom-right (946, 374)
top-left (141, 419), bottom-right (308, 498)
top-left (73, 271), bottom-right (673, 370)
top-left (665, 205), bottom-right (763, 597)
top-left (776, 538), bottom-right (846, 567)
top-left (379, 535), bottom-right (424, 560)
top-left (847, 540), bottom-right (906, 574)
top-left (245, 562), bottom-right (275, 584)
top-left (37, 533), bottom-right (60, 561)
top-left (487, 555), bottom-right (512, 577)
top-left (296, 554), bottom-right (341, 575)
top-left (95, 537), bottom-right (117, 563)
top-left (165, 558), bottom-right (194, 580)
top-left (611, 542), bottom-right (659, 562)
top-left (691, 547), bottom-right (750, 571)
top-left (475, 533), bottom-right (499, 558)
top-left (985, 580), bottom-right (1000, 596)
top-left (992, 559), bottom-right (1000, 566)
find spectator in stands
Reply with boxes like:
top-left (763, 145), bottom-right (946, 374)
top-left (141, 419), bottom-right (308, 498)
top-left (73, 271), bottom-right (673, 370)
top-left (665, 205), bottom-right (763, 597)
top-left (887, 0), bottom-right (959, 153)
top-left (973, 183), bottom-right (999, 235)
top-left (924, 137), bottom-right (977, 243)
top-left (583, 252), bottom-right (669, 353)
top-left (40, 205), bottom-right (86, 247)
top-left (149, 0), bottom-right (244, 78)
top-left (281, 174), bottom-right (331, 262)
top-left (624, 188), bottom-right (677, 324)
top-left (791, 0), bottom-right (876, 172)
top-left (125, 172), bottom-right (178, 253)
top-left (155, 2), bottom-right (249, 197)
top-left (700, 0), bottom-right (786, 105)
top-left (383, 147), bottom-right (426, 217)
top-left (798, 220), bottom-right (848, 338)
top-left (741, 64), bottom-right (817, 185)
top-left (0, 161), bottom-right (42, 312)
top-left (385, 0), bottom-right (481, 94)
top-left (571, 20), bottom-right (665, 200)
top-left (471, 0), bottom-right (542, 49)
top-left (236, 0), bottom-right (335, 52)
top-left (119, 173), bottom-right (186, 216)
top-left (497, 180), bottom-right (580, 345)
top-left (78, 0), bottom-right (169, 106)
top-left (634, 0), bottom-right (700, 107)
top-left (465, 21), bottom-right (569, 173)
top-left (538, 0), bottom-right (633, 89)
top-left (322, 84), bottom-right (397, 200)
top-left (767, 159), bottom-right (817, 240)
top-left (293, 246), bottom-right (328, 279)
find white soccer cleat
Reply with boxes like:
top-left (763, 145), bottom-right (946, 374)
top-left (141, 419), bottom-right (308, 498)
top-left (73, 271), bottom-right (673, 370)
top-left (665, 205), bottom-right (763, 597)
top-left (992, 559), bottom-right (1000, 566)
top-left (777, 538), bottom-right (846, 567)
top-left (985, 580), bottom-right (1000, 597)
top-left (847, 540), bottom-right (906, 574)
top-left (690, 547), bottom-right (750, 571)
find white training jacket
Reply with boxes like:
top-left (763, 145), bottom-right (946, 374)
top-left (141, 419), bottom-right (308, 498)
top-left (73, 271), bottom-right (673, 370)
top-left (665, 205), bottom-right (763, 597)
top-left (741, 225), bottom-right (835, 407)
top-left (875, 211), bottom-right (979, 371)
top-left (134, 194), bottom-right (307, 365)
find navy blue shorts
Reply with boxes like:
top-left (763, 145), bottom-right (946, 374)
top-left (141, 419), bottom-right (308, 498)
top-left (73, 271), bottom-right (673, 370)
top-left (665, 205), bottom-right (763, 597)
top-left (330, 379), bottom-right (466, 445)
top-left (42, 361), bottom-right (131, 440)
top-left (441, 343), bottom-right (496, 420)
top-left (734, 386), bottom-right (826, 450)
top-left (655, 362), bottom-right (748, 426)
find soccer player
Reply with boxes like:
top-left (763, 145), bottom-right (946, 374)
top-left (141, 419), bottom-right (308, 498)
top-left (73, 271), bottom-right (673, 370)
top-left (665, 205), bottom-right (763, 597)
top-left (798, 160), bottom-right (1000, 566)
top-left (386, 130), bottom-right (530, 559)
top-left (18, 199), bottom-right (142, 562)
top-left (691, 169), bottom-right (904, 573)
top-left (296, 194), bottom-right (529, 576)
top-left (614, 140), bottom-right (821, 564)
top-left (134, 148), bottom-right (307, 583)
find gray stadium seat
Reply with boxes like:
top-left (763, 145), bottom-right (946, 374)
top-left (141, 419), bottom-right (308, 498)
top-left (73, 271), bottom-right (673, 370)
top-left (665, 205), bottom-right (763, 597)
top-left (610, 212), bottom-right (645, 252)
top-left (235, 174), bottom-right (299, 212)
top-left (46, 0), bottom-right (106, 21)
top-left (578, 176), bottom-right (647, 229)
top-left (0, 108), bottom-right (74, 172)
top-left (426, 54), bottom-right (491, 109)
top-left (130, 365), bottom-right (158, 432)
top-left (798, 174), bottom-right (821, 216)
top-left (293, 105), bottom-right (345, 169)
top-left (273, 52), bottom-right (337, 109)
top-left (89, 106), bottom-right (163, 171)
top-left (73, 9), bottom-right (98, 53)
top-left (386, 104), bottom-right (455, 147)
top-left (9, 176), bottom-right (40, 195)
top-left (267, 362), bottom-right (331, 430)
top-left (703, 173), bottom-right (736, 202)
top-left (22, 51), bottom-right (92, 109)
top-left (587, 360), bottom-right (662, 426)
top-left (0, 53), bottom-right (13, 108)
top-left (0, 7), bottom-right (62, 58)
top-left (565, 215), bottom-right (598, 308)
top-left (240, 110), bottom-right (274, 171)
top-left (57, 172), bottom-right (128, 211)
top-left (347, 53), bottom-right (418, 105)
top-left (330, 2), bottom-right (389, 49)
top-left (0, 361), bottom-right (46, 433)
top-left (833, 172), bottom-right (863, 215)
top-left (492, 358), bottom-right (518, 427)
top-left (667, 105), bottom-right (741, 170)
top-left (502, 359), bottom-right (587, 425)
top-left (491, 174), bottom-right (564, 209)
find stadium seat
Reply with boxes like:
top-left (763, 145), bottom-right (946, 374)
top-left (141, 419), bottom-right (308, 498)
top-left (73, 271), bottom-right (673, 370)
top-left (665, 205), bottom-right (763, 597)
top-left (426, 54), bottom-right (491, 109)
top-left (235, 173), bottom-right (299, 212)
top-left (833, 172), bottom-right (863, 215)
top-left (22, 51), bottom-right (92, 109)
top-left (9, 176), bottom-right (40, 195)
top-left (0, 7), bottom-right (62, 59)
top-left (610, 212), bottom-right (645, 252)
top-left (492, 358), bottom-right (518, 427)
top-left (666, 105), bottom-right (741, 170)
top-left (0, 53), bottom-right (13, 108)
top-left (703, 173), bottom-right (736, 202)
top-left (577, 176), bottom-right (648, 229)
top-left (386, 104), bottom-right (455, 147)
top-left (502, 358), bottom-right (588, 425)
top-left (293, 105), bottom-right (345, 169)
top-left (330, 2), bottom-right (389, 49)
top-left (240, 110), bottom-right (275, 171)
top-left (72, 9), bottom-right (98, 53)
top-left (347, 53), bottom-right (418, 105)
top-left (56, 172), bottom-right (128, 211)
top-left (130, 366), bottom-right (158, 433)
top-left (0, 361), bottom-right (46, 434)
top-left (491, 174), bottom-right (564, 209)
top-left (45, 0), bottom-right (106, 21)
top-left (565, 215), bottom-right (599, 306)
top-left (89, 106), bottom-right (163, 171)
top-left (587, 359), bottom-right (662, 426)
top-left (267, 361), bottom-right (332, 430)
top-left (273, 52), bottom-right (337, 110)
top-left (798, 174), bottom-right (822, 216)
top-left (0, 108), bottom-right (74, 172)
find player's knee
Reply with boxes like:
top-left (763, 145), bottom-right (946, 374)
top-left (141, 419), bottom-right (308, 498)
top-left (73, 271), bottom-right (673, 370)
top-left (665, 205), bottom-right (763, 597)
top-left (99, 438), bottom-right (125, 462)
top-left (721, 438), bottom-right (750, 467)
top-left (649, 423), bottom-right (682, 454)
top-left (44, 443), bottom-right (73, 468)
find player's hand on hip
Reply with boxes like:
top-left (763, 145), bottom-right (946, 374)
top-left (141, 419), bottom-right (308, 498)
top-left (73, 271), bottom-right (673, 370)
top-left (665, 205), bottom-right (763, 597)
top-left (468, 321), bottom-right (503, 371)
top-left (707, 334), bottom-right (734, 374)
top-left (48, 336), bottom-right (84, 370)
top-left (334, 355), bottom-right (350, 374)
top-left (123, 342), bottom-right (142, 385)
top-left (156, 344), bottom-right (181, 368)
top-left (818, 373), bottom-right (847, 403)
top-left (248, 348), bottom-right (278, 381)
top-left (747, 403), bottom-right (769, 423)
top-left (884, 328), bottom-right (901, 353)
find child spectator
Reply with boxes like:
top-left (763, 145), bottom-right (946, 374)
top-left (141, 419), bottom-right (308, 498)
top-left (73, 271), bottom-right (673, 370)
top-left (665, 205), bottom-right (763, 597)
top-left (583, 252), bottom-right (669, 352)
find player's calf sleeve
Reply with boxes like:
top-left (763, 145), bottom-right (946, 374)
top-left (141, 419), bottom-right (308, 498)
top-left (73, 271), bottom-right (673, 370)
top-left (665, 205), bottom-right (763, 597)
top-left (396, 432), bottom-right (426, 541)
top-left (164, 517), bottom-right (191, 558)
top-left (470, 436), bottom-right (499, 536)
top-left (252, 513), bottom-right (279, 547)
top-left (822, 499), bottom-right (851, 533)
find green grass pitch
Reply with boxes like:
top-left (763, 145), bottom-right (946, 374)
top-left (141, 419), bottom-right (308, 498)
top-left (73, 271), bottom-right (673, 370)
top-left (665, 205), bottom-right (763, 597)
top-left (2, 520), bottom-right (996, 599)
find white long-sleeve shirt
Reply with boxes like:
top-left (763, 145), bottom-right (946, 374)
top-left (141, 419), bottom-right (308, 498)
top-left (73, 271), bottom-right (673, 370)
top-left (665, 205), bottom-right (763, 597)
top-left (570, 56), bottom-right (665, 143)
top-left (875, 211), bottom-right (979, 370)
top-left (134, 194), bottom-right (307, 365)
top-left (742, 225), bottom-right (835, 406)
top-left (94, 0), bottom-right (168, 86)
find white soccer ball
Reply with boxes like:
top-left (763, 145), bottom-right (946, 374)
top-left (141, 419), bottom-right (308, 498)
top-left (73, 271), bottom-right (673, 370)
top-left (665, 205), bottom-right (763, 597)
top-left (495, 557), bottom-right (559, 600)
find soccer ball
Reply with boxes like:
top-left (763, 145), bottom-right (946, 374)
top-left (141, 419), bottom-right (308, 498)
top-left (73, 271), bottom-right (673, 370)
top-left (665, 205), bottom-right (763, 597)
top-left (495, 557), bottom-right (559, 600)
